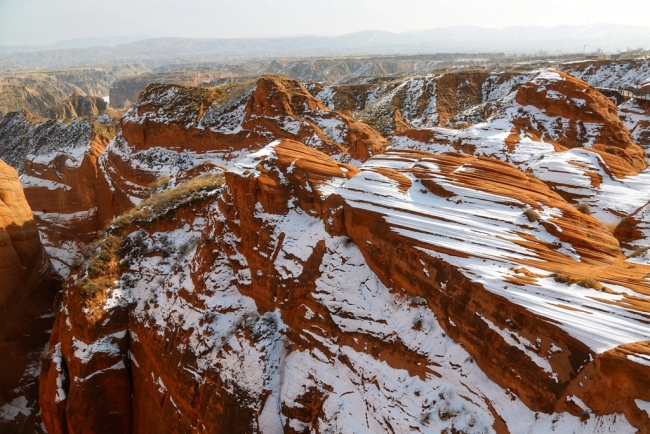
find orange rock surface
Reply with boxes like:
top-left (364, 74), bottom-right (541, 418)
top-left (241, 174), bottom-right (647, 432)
top-left (39, 140), bottom-right (650, 433)
top-left (0, 160), bottom-right (60, 433)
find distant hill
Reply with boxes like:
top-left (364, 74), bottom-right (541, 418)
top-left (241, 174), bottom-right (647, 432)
top-left (1, 24), bottom-right (649, 69)
top-left (0, 35), bottom-right (151, 54)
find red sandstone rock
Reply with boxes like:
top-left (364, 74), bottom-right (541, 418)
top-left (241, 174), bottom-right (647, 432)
top-left (0, 159), bottom-right (60, 433)
top-left (39, 140), bottom-right (650, 433)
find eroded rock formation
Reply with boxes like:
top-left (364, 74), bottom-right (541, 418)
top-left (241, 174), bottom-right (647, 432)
top-left (40, 139), bottom-right (650, 433)
top-left (0, 160), bottom-right (60, 433)
top-left (0, 111), bottom-right (120, 277)
top-left (1, 63), bottom-right (650, 433)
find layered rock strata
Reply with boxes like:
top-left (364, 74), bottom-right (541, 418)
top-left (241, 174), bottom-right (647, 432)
top-left (0, 160), bottom-right (61, 433)
top-left (40, 140), bottom-right (650, 433)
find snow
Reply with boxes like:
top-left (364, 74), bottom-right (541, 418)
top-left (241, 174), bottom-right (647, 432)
top-left (52, 343), bottom-right (68, 403)
top-left (337, 152), bottom-right (650, 354)
top-left (53, 142), bottom-right (643, 432)
top-left (478, 314), bottom-right (557, 381)
top-left (560, 59), bottom-right (650, 89)
top-left (390, 69), bottom-right (650, 225)
top-left (20, 174), bottom-right (71, 191)
top-left (0, 113), bottom-right (93, 173)
top-left (0, 397), bottom-right (30, 422)
top-left (259, 394), bottom-right (284, 434)
top-left (636, 399), bottom-right (650, 417)
top-left (41, 62), bottom-right (650, 431)
top-left (72, 331), bottom-right (127, 363)
top-left (79, 361), bottom-right (126, 382)
top-left (627, 354), bottom-right (650, 367)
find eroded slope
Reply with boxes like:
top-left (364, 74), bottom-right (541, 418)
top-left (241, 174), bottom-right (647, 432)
top-left (40, 140), bottom-right (650, 434)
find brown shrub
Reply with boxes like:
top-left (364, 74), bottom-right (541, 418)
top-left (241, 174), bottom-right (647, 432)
top-left (80, 234), bottom-right (121, 297)
top-left (148, 176), bottom-right (173, 196)
top-left (630, 246), bottom-right (650, 258)
top-left (111, 172), bottom-right (224, 230)
top-left (551, 273), bottom-right (572, 284)
top-left (575, 202), bottom-right (591, 215)
top-left (575, 277), bottom-right (599, 289)
top-left (523, 209), bottom-right (540, 222)
top-left (81, 172), bottom-right (224, 297)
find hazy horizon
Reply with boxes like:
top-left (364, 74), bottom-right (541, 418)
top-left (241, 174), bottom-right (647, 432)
top-left (2, 0), bottom-right (650, 46)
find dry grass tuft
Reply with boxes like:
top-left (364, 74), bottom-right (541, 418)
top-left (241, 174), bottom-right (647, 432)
top-left (148, 176), bottom-right (173, 196)
top-left (604, 221), bottom-right (619, 234)
top-left (79, 235), bottom-right (121, 297)
top-left (575, 277), bottom-right (599, 289)
top-left (80, 173), bottom-right (224, 298)
top-left (575, 202), bottom-right (591, 215)
top-left (550, 272), bottom-right (603, 290)
top-left (551, 273), bottom-right (572, 284)
top-left (111, 172), bottom-right (224, 231)
top-left (523, 208), bottom-right (540, 222)
top-left (630, 246), bottom-right (650, 258)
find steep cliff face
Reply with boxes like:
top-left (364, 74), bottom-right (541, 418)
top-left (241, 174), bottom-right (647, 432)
top-left (0, 111), bottom-right (119, 277)
top-left (45, 93), bottom-right (121, 121)
top-left (620, 99), bottom-right (650, 153)
top-left (1, 75), bottom-right (387, 282)
top-left (2, 63), bottom-right (650, 433)
top-left (40, 140), bottom-right (650, 434)
top-left (392, 70), bottom-right (650, 225)
top-left (100, 75), bottom-right (387, 221)
top-left (0, 160), bottom-right (61, 433)
top-left (0, 65), bottom-right (149, 118)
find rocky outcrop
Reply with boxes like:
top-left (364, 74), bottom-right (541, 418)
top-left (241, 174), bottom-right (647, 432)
top-left (2, 62), bottom-right (649, 433)
top-left (1, 75), bottom-right (387, 281)
top-left (0, 160), bottom-right (61, 433)
top-left (311, 70), bottom-right (538, 134)
top-left (558, 58), bottom-right (650, 89)
top-left (614, 200), bottom-right (650, 263)
top-left (100, 75), bottom-right (387, 222)
top-left (40, 140), bottom-right (650, 433)
top-left (45, 93), bottom-right (120, 120)
top-left (109, 71), bottom-right (236, 108)
top-left (0, 65), bottom-right (149, 118)
top-left (514, 71), bottom-right (646, 170)
top-left (619, 98), bottom-right (650, 153)
top-left (0, 111), bottom-right (119, 277)
top-left (392, 70), bottom-right (650, 224)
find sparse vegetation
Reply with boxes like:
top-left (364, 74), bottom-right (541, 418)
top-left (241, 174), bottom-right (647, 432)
top-left (605, 146), bottom-right (621, 156)
top-left (630, 246), bottom-right (650, 258)
top-left (79, 173), bottom-right (224, 297)
top-left (575, 277), bottom-right (598, 289)
top-left (79, 235), bottom-right (121, 297)
top-left (110, 172), bottom-right (224, 231)
top-left (551, 273), bottom-right (572, 284)
top-left (575, 202), bottom-right (591, 215)
top-left (523, 208), bottom-right (540, 222)
top-left (550, 273), bottom-right (603, 290)
top-left (148, 176), bottom-right (173, 196)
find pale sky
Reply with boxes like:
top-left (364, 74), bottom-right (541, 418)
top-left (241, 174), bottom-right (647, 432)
top-left (1, 0), bottom-right (649, 46)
